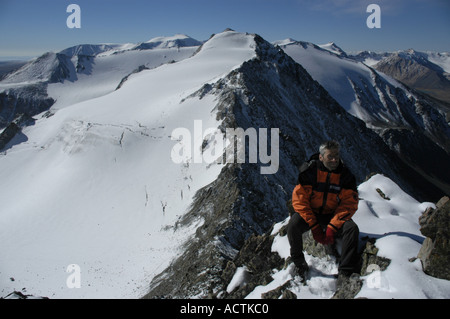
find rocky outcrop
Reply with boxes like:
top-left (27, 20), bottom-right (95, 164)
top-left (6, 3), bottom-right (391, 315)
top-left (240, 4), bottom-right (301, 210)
top-left (418, 196), bottom-right (450, 280)
top-left (220, 212), bottom-right (392, 299)
top-left (221, 231), bottom-right (286, 299)
top-left (1, 291), bottom-right (49, 299)
top-left (359, 238), bottom-right (391, 275)
top-left (0, 84), bottom-right (54, 129)
top-left (0, 113), bottom-right (35, 150)
top-left (0, 122), bottom-right (20, 150)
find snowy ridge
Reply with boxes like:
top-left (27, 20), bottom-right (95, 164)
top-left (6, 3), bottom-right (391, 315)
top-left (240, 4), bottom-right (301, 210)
top-left (0, 52), bottom-right (71, 86)
top-left (0, 30), bottom-right (256, 298)
top-left (277, 40), bottom-right (450, 197)
top-left (145, 33), bottom-right (449, 299)
top-left (137, 34), bottom-right (203, 50)
top-left (318, 42), bottom-right (347, 57)
top-left (0, 34), bottom-right (204, 122)
top-left (59, 44), bottom-right (133, 58)
top-left (47, 45), bottom-right (198, 110)
top-left (278, 40), bottom-right (409, 125)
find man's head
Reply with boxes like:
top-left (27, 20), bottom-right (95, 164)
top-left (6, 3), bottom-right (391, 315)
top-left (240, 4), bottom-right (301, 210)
top-left (319, 140), bottom-right (340, 171)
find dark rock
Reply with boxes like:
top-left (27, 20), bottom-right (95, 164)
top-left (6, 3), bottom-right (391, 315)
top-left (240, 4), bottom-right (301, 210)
top-left (281, 289), bottom-right (297, 299)
top-left (0, 84), bottom-right (54, 129)
top-left (0, 122), bottom-right (20, 150)
top-left (418, 197), bottom-right (450, 280)
top-left (261, 281), bottom-right (293, 299)
top-left (233, 233), bottom-right (283, 274)
top-left (0, 113), bottom-right (36, 150)
top-left (222, 228), bottom-right (284, 299)
top-left (376, 188), bottom-right (391, 200)
top-left (332, 274), bottom-right (363, 299)
top-left (1, 291), bottom-right (49, 299)
top-left (360, 238), bottom-right (391, 275)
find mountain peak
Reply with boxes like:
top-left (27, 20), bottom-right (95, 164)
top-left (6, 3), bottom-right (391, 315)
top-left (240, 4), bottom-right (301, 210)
top-left (273, 38), bottom-right (298, 46)
top-left (145, 34), bottom-right (202, 49)
top-left (198, 30), bottom-right (256, 56)
top-left (140, 34), bottom-right (202, 50)
top-left (318, 42), bottom-right (347, 56)
top-left (58, 44), bottom-right (127, 57)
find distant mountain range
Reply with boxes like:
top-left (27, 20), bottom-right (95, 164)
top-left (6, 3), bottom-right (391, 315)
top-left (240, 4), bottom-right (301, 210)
top-left (351, 49), bottom-right (450, 112)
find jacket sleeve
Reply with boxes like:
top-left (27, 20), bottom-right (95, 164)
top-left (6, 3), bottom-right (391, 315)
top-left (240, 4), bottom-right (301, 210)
top-left (292, 184), bottom-right (317, 228)
top-left (329, 172), bottom-right (359, 230)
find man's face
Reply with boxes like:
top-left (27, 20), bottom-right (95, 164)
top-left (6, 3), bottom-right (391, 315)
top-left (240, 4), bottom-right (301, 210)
top-left (319, 148), bottom-right (340, 171)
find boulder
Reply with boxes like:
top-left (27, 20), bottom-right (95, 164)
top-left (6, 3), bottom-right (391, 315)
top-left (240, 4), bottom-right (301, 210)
top-left (360, 238), bottom-right (391, 275)
top-left (0, 122), bottom-right (20, 150)
top-left (417, 196), bottom-right (450, 280)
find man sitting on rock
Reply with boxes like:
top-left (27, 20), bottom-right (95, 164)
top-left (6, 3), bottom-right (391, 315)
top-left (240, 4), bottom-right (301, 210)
top-left (287, 140), bottom-right (360, 285)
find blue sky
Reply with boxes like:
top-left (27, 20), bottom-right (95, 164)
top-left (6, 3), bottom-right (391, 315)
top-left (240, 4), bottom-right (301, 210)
top-left (0, 0), bottom-right (449, 59)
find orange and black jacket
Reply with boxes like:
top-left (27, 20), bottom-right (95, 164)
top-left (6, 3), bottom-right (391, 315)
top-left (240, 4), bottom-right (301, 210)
top-left (292, 156), bottom-right (359, 231)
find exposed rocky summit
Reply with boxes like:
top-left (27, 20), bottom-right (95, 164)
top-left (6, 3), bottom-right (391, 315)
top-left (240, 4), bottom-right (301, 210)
top-left (219, 206), bottom-right (392, 300)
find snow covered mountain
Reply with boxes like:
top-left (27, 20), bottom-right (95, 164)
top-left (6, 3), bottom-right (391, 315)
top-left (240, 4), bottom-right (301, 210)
top-left (0, 30), bottom-right (255, 298)
top-left (133, 34), bottom-right (203, 50)
top-left (0, 34), bottom-right (201, 127)
top-left (0, 30), bottom-right (449, 299)
top-left (374, 50), bottom-right (450, 108)
top-left (318, 42), bottom-right (347, 57)
top-left (276, 40), bottom-right (450, 198)
top-left (352, 49), bottom-right (450, 107)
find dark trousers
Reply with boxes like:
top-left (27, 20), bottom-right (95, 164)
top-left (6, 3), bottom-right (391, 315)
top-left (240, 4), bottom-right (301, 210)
top-left (287, 212), bottom-right (360, 274)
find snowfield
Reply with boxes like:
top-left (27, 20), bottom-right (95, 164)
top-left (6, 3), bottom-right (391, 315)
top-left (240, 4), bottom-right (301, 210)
top-left (47, 46), bottom-right (198, 111)
top-left (277, 40), bottom-right (411, 127)
top-left (0, 31), bottom-right (255, 299)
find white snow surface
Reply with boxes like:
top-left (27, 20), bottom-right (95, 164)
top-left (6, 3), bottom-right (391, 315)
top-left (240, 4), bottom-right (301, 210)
top-left (242, 174), bottom-right (450, 299)
top-left (318, 42), bottom-right (345, 56)
top-left (278, 41), bottom-right (410, 126)
top-left (143, 34), bottom-right (202, 49)
top-left (426, 51), bottom-right (450, 73)
top-left (47, 46), bottom-right (198, 110)
top-left (0, 31), bottom-right (256, 299)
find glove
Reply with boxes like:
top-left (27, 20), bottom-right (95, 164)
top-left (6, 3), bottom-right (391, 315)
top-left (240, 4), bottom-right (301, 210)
top-left (324, 226), bottom-right (336, 245)
top-left (311, 225), bottom-right (325, 244)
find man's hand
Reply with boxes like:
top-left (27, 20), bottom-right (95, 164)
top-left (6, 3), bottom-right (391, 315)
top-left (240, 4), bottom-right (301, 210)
top-left (311, 225), bottom-right (325, 244)
top-left (324, 226), bottom-right (336, 245)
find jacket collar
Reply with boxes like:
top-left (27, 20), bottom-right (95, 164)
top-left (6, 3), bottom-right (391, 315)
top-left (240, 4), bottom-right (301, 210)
top-left (317, 159), bottom-right (343, 173)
